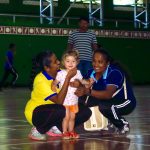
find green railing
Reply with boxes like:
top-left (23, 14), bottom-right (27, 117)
top-left (0, 13), bottom-right (148, 30)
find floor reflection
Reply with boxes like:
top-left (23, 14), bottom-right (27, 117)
top-left (0, 87), bottom-right (150, 150)
top-left (29, 137), bottom-right (131, 150)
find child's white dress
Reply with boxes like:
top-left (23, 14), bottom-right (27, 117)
top-left (56, 70), bottom-right (82, 106)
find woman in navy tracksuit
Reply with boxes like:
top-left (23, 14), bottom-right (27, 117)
top-left (75, 48), bottom-right (136, 134)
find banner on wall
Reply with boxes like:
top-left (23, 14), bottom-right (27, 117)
top-left (22, 0), bottom-right (98, 8)
top-left (0, 26), bottom-right (150, 39)
top-left (23, 0), bottom-right (58, 6)
top-left (0, 0), bottom-right (9, 4)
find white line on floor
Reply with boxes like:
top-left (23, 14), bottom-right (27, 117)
top-left (0, 119), bottom-right (27, 122)
top-left (0, 134), bottom-right (150, 148)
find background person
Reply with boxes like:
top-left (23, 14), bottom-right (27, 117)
top-left (0, 43), bottom-right (18, 91)
top-left (67, 17), bottom-right (98, 77)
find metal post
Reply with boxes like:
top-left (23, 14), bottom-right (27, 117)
top-left (50, 0), bottom-right (53, 24)
top-left (145, 0), bottom-right (149, 28)
top-left (13, 15), bottom-right (16, 23)
top-left (40, 0), bottom-right (54, 24)
top-left (40, 0), bottom-right (43, 24)
top-left (134, 0), bottom-right (138, 28)
top-left (89, 0), bottom-right (93, 26)
top-left (88, 0), bottom-right (103, 27)
top-left (67, 17), bottom-right (69, 25)
top-left (100, 0), bottom-right (104, 26)
top-left (134, 0), bottom-right (149, 28)
top-left (115, 20), bottom-right (118, 28)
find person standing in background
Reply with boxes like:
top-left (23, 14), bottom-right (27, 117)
top-left (67, 17), bottom-right (98, 77)
top-left (0, 43), bottom-right (18, 91)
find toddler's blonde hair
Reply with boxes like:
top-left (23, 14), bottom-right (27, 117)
top-left (61, 49), bottom-right (79, 68)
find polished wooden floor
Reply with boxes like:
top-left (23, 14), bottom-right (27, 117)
top-left (0, 87), bottom-right (150, 150)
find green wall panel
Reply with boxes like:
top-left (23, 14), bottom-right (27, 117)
top-left (0, 1), bottom-right (150, 85)
top-left (0, 34), bottom-right (149, 85)
top-left (97, 38), bottom-right (150, 84)
top-left (0, 34), bottom-right (68, 86)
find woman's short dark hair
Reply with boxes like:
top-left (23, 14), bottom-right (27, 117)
top-left (93, 48), bottom-right (131, 82)
top-left (79, 16), bottom-right (89, 23)
top-left (29, 50), bottom-right (53, 90)
top-left (36, 51), bottom-right (53, 70)
top-left (93, 48), bottom-right (113, 63)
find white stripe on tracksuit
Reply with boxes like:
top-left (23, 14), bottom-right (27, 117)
top-left (111, 77), bottom-right (131, 120)
top-left (111, 100), bottom-right (131, 120)
top-left (111, 105), bottom-right (119, 120)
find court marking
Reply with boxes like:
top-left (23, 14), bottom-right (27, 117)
top-left (82, 133), bottom-right (150, 137)
top-left (0, 87), bottom-right (150, 150)
top-left (0, 137), bottom-right (150, 147)
top-left (0, 125), bottom-right (29, 128)
top-left (11, 147), bottom-right (22, 150)
top-left (80, 137), bottom-right (150, 147)
top-left (0, 133), bottom-right (150, 142)
top-left (0, 119), bottom-right (27, 122)
top-left (135, 96), bottom-right (150, 98)
top-left (0, 127), bottom-right (16, 131)
top-left (0, 122), bottom-right (150, 138)
top-left (0, 132), bottom-right (150, 148)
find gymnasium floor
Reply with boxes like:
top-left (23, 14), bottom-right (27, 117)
top-left (0, 86), bottom-right (149, 150)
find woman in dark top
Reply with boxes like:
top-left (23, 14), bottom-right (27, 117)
top-left (75, 49), bottom-right (136, 135)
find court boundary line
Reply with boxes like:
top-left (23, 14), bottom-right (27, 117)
top-left (0, 119), bottom-right (27, 122)
top-left (0, 134), bottom-right (150, 147)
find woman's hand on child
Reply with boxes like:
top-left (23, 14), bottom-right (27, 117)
top-left (66, 68), bottom-right (77, 80)
top-left (89, 78), bottom-right (95, 86)
top-left (81, 78), bottom-right (95, 88)
top-left (70, 79), bottom-right (81, 88)
top-left (51, 80), bottom-right (57, 92)
top-left (75, 86), bottom-right (89, 97)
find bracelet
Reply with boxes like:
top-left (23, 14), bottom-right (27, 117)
top-left (87, 88), bottom-right (92, 96)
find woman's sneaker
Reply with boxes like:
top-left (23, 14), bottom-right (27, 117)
top-left (116, 124), bottom-right (130, 135)
top-left (69, 131), bottom-right (80, 139)
top-left (28, 127), bottom-right (46, 141)
top-left (46, 126), bottom-right (62, 137)
top-left (106, 123), bottom-right (117, 133)
top-left (62, 132), bottom-right (70, 140)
